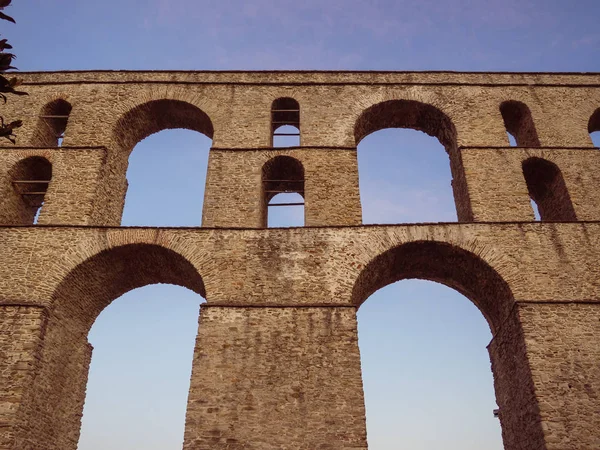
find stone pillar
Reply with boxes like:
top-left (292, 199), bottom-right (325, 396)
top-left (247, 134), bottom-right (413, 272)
top-left (202, 149), bottom-right (362, 228)
top-left (519, 303), bottom-right (600, 450)
top-left (183, 306), bottom-right (367, 449)
top-left (0, 148), bottom-right (106, 226)
top-left (0, 305), bottom-right (47, 450)
top-left (461, 148), bottom-right (600, 222)
top-left (488, 305), bottom-right (546, 450)
top-left (489, 303), bottom-right (600, 450)
top-left (1, 312), bottom-right (93, 450)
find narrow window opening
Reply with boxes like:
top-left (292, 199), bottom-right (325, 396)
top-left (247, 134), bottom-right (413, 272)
top-left (500, 101), bottom-right (540, 147)
top-left (36, 99), bottom-right (72, 147)
top-left (589, 108), bottom-right (600, 147)
top-left (530, 198), bottom-right (541, 221)
top-left (262, 155), bottom-right (305, 227)
top-left (506, 131), bottom-right (517, 147)
top-left (272, 98), bottom-right (300, 147)
top-left (522, 157), bottom-right (576, 221)
top-left (267, 192), bottom-right (304, 227)
top-left (10, 156), bottom-right (52, 224)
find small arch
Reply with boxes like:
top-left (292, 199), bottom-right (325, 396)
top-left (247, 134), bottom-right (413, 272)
top-left (9, 156), bottom-right (52, 224)
top-left (261, 155), bottom-right (305, 227)
top-left (499, 101), bottom-right (540, 147)
top-left (589, 107), bottom-right (600, 146)
top-left (271, 98), bottom-right (300, 147)
top-left (34, 99), bottom-right (72, 147)
top-left (351, 241), bottom-right (514, 333)
top-left (522, 157), bottom-right (576, 221)
top-left (113, 99), bottom-right (214, 155)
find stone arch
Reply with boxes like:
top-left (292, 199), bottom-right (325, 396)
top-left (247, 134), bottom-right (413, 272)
top-left (98, 99), bottom-right (215, 225)
top-left (50, 243), bottom-right (206, 331)
top-left (20, 242), bottom-right (206, 450)
top-left (353, 99), bottom-right (472, 221)
top-left (271, 97), bottom-right (300, 147)
top-left (351, 240), bottom-right (514, 332)
top-left (32, 98), bottom-right (73, 147)
top-left (351, 239), bottom-right (545, 449)
top-left (499, 100), bottom-right (541, 147)
top-left (354, 99), bottom-right (457, 151)
top-left (522, 157), bottom-right (576, 221)
top-left (261, 155), bottom-right (305, 227)
top-left (112, 99), bottom-right (214, 156)
top-left (6, 155), bottom-right (52, 224)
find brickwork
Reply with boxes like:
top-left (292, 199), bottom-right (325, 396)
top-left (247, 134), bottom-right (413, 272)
top-left (0, 70), bottom-right (599, 449)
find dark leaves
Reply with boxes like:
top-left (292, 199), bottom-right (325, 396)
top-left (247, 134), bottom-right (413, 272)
top-left (0, 39), bottom-right (12, 51)
top-left (0, 117), bottom-right (22, 144)
top-left (0, 12), bottom-right (15, 23)
top-left (0, 52), bottom-right (16, 70)
top-left (0, 0), bottom-right (22, 145)
top-left (0, 75), bottom-right (27, 102)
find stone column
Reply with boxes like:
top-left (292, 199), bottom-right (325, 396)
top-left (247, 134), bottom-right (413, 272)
top-left (183, 306), bottom-right (368, 450)
top-left (519, 303), bottom-right (600, 450)
top-left (0, 310), bottom-right (93, 450)
top-left (0, 305), bottom-right (47, 450)
top-left (489, 302), bottom-right (600, 450)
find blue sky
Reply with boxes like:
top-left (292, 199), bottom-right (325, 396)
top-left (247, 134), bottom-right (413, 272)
top-left (6, 1), bottom-right (600, 449)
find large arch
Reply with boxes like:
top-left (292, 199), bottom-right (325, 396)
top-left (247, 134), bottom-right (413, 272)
top-left (16, 243), bottom-right (206, 450)
top-left (351, 240), bottom-right (513, 332)
top-left (353, 100), bottom-right (472, 222)
top-left (113, 99), bottom-right (214, 155)
top-left (100, 99), bottom-right (215, 226)
top-left (351, 240), bottom-right (544, 449)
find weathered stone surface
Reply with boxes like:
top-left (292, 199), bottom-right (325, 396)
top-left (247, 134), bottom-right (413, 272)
top-left (0, 70), bottom-right (598, 449)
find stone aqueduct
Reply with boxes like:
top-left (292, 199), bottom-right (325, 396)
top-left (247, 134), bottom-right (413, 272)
top-left (0, 70), bottom-right (599, 450)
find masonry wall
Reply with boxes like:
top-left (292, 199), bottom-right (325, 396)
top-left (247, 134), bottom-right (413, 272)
top-left (0, 306), bottom-right (47, 450)
top-left (1, 71), bottom-right (598, 226)
top-left (0, 70), bottom-right (599, 449)
top-left (184, 306), bottom-right (367, 450)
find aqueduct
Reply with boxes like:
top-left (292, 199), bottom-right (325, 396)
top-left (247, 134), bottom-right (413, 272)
top-left (0, 70), bottom-right (599, 449)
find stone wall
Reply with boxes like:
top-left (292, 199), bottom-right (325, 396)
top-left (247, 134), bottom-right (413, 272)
top-left (0, 70), bottom-right (598, 449)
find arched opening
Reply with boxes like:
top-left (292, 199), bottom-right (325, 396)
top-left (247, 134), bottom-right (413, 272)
top-left (499, 101), bottom-right (540, 147)
top-left (358, 280), bottom-right (503, 449)
top-left (522, 157), bottom-right (576, 221)
top-left (354, 100), bottom-right (466, 223)
top-left (9, 156), bottom-right (52, 224)
top-left (21, 244), bottom-right (206, 450)
top-left (77, 284), bottom-right (201, 450)
top-left (353, 241), bottom-right (540, 449)
top-left (271, 97), bottom-right (300, 147)
top-left (114, 100), bottom-right (214, 226)
top-left (261, 155), bottom-right (305, 227)
top-left (589, 107), bottom-right (600, 147)
top-left (34, 99), bottom-right (72, 147)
